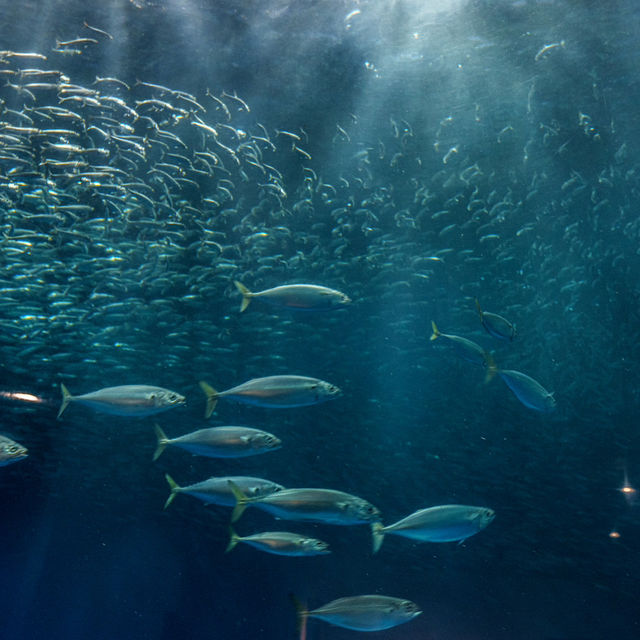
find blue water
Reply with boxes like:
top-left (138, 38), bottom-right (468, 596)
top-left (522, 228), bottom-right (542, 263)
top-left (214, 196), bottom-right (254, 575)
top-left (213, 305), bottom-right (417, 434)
top-left (1, 1), bottom-right (639, 638)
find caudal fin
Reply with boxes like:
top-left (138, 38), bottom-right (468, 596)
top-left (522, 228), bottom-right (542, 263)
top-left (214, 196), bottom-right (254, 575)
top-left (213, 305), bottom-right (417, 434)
top-left (430, 320), bottom-right (441, 341)
top-left (475, 298), bottom-right (483, 319)
top-left (225, 526), bottom-right (241, 553)
top-left (153, 424), bottom-right (169, 461)
top-left (234, 281), bottom-right (252, 312)
top-left (372, 522), bottom-right (386, 554)
top-left (289, 593), bottom-right (309, 640)
top-left (199, 381), bottom-right (219, 418)
top-left (227, 480), bottom-right (249, 523)
top-left (484, 352), bottom-right (498, 384)
top-left (57, 383), bottom-right (72, 419)
top-left (164, 473), bottom-right (181, 510)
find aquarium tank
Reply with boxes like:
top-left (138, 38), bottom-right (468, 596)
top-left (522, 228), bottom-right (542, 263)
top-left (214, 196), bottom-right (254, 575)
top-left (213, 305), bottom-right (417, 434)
top-left (0, 1), bottom-right (639, 638)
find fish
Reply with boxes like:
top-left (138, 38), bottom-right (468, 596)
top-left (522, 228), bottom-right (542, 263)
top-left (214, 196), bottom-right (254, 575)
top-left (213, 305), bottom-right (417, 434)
top-left (199, 376), bottom-right (341, 418)
top-left (163, 474), bottom-right (284, 510)
top-left (0, 434), bottom-right (28, 467)
top-left (475, 299), bottom-right (516, 341)
top-left (291, 594), bottom-right (421, 635)
top-left (493, 368), bottom-right (556, 412)
top-left (152, 423), bottom-right (281, 460)
top-left (372, 504), bottom-right (495, 553)
top-left (228, 481), bottom-right (381, 527)
top-left (430, 320), bottom-right (495, 372)
top-left (225, 527), bottom-right (330, 556)
top-left (58, 383), bottom-right (185, 418)
top-left (233, 281), bottom-right (351, 312)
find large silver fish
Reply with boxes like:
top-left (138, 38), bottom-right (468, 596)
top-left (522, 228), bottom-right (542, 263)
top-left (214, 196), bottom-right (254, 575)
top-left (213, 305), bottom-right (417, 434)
top-left (58, 383), bottom-right (185, 418)
top-left (372, 504), bottom-right (495, 553)
top-left (475, 299), bottom-right (516, 341)
top-left (228, 482), bottom-right (381, 526)
top-left (153, 424), bottom-right (281, 460)
top-left (496, 368), bottom-right (556, 412)
top-left (0, 434), bottom-right (28, 467)
top-left (292, 594), bottom-right (421, 633)
top-left (163, 474), bottom-right (284, 510)
top-left (226, 527), bottom-right (330, 556)
top-left (430, 320), bottom-right (494, 370)
top-left (234, 281), bottom-right (351, 312)
top-left (199, 375), bottom-right (341, 418)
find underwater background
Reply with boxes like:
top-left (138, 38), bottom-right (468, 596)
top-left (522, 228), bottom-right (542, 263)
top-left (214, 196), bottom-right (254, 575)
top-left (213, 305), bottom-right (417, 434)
top-left (1, 0), bottom-right (639, 638)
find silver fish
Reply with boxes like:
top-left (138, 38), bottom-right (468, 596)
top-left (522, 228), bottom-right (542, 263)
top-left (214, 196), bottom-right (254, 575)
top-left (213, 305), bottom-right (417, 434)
top-left (372, 504), bottom-right (495, 553)
top-left (163, 474), bottom-right (284, 510)
top-left (153, 424), bottom-right (281, 460)
top-left (475, 299), bottom-right (516, 341)
top-left (496, 368), bottom-right (556, 412)
top-left (293, 594), bottom-right (421, 632)
top-left (58, 384), bottom-right (185, 418)
top-left (199, 375), bottom-right (341, 418)
top-left (430, 320), bottom-right (494, 369)
top-left (229, 481), bottom-right (381, 526)
top-left (225, 527), bottom-right (330, 556)
top-left (0, 434), bottom-right (28, 467)
top-left (234, 281), bottom-right (351, 312)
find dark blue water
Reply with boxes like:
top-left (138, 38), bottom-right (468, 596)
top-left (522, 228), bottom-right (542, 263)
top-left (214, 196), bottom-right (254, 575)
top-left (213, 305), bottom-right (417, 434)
top-left (1, 1), bottom-right (639, 638)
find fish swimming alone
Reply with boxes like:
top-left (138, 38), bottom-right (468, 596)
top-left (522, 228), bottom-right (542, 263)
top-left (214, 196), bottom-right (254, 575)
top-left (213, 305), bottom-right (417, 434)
top-left (372, 504), bottom-right (495, 553)
top-left (292, 594), bottom-right (421, 635)
top-left (153, 424), bottom-right (281, 461)
top-left (163, 474), bottom-right (284, 510)
top-left (226, 527), bottom-right (330, 556)
top-left (228, 481), bottom-right (381, 527)
top-left (0, 434), bottom-right (28, 467)
top-left (199, 375), bottom-right (341, 418)
top-left (58, 384), bottom-right (185, 418)
top-left (492, 367), bottom-right (556, 412)
top-left (475, 299), bottom-right (516, 341)
top-left (234, 281), bottom-right (351, 312)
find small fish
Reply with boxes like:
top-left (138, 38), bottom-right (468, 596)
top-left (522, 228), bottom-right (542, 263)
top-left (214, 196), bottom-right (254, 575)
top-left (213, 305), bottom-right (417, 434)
top-left (163, 474), bottom-right (284, 510)
top-left (233, 281), bottom-right (351, 312)
top-left (199, 376), bottom-right (341, 418)
top-left (0, 434), bottom-right (28, 467)
top-left (58, 383), bottom-right (185, 418)
top-left (292, 594), bottom-right (421, 635)
top-left (492, 368), bottom-right (556, 412)
top-left (153, 424), bottom-right (281, 461)
top-left (475, 299), bottom-right (516, 341)
top-left (372, 505), bottom-right (495, 553)
top-left (228, 481), bottom-right (381, 526)
top-left (226, 527), bottom-right (330, 556)
top-left (430, 321), bottom-right (495, 372)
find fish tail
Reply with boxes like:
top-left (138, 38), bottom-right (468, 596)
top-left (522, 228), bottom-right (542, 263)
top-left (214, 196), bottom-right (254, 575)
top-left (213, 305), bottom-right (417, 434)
top-left (289, 593), bottom-right (309, 640)
top-left (430, 320), bottom-right (441, 341)
top-left (475, 298), bottom-right (483, 319)
top-left (164, 473), bottom-right (181, 510)
top-left (57, 383), bottom-right (72, 419)
top-left (225, 526), bottom-right (240, 553)
top-left (371, 522), bottom-right (386, 554)
top-left (153, 424), bottom-right (169, 461)
top-left (484, 352), bottom-right (498, 384)
top-left (227, 479), bottom-right (249, 523)
top-left (199, 381), bottom-right (219, 418)
top-left (234, 280), bottom-right (252, 312)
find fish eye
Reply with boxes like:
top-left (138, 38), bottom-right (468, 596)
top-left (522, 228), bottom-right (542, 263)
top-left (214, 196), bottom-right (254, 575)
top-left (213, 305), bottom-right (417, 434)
top-left (8, 445), bottom-right (19, 453)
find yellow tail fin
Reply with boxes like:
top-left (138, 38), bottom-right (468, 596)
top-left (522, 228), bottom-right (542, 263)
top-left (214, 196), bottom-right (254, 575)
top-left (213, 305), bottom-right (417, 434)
top-left (234, 280), bottom-right (252, 312)
top-left (153, 424), bottom-right (169, 461)
top-left (228, 479), bottom-right (249, 523)
top-left (371, 522), bottom-right (386, 554)
top-left (430, 320), bottom-right (441, 341)
top-left (289, 594), bottom-right (309, 640)
top-left (475, 298), bottom-right (483, 319)
top-left (484, 352), bottom-right (498, 384)
top-left (164, 473), bottom-right (181, 510)
top-left (57, 383), bottom-right (72, 419)
top-left (199, 381), bottom-right (219, 418)
top-left (225, 526), bottom-right (241, 553)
